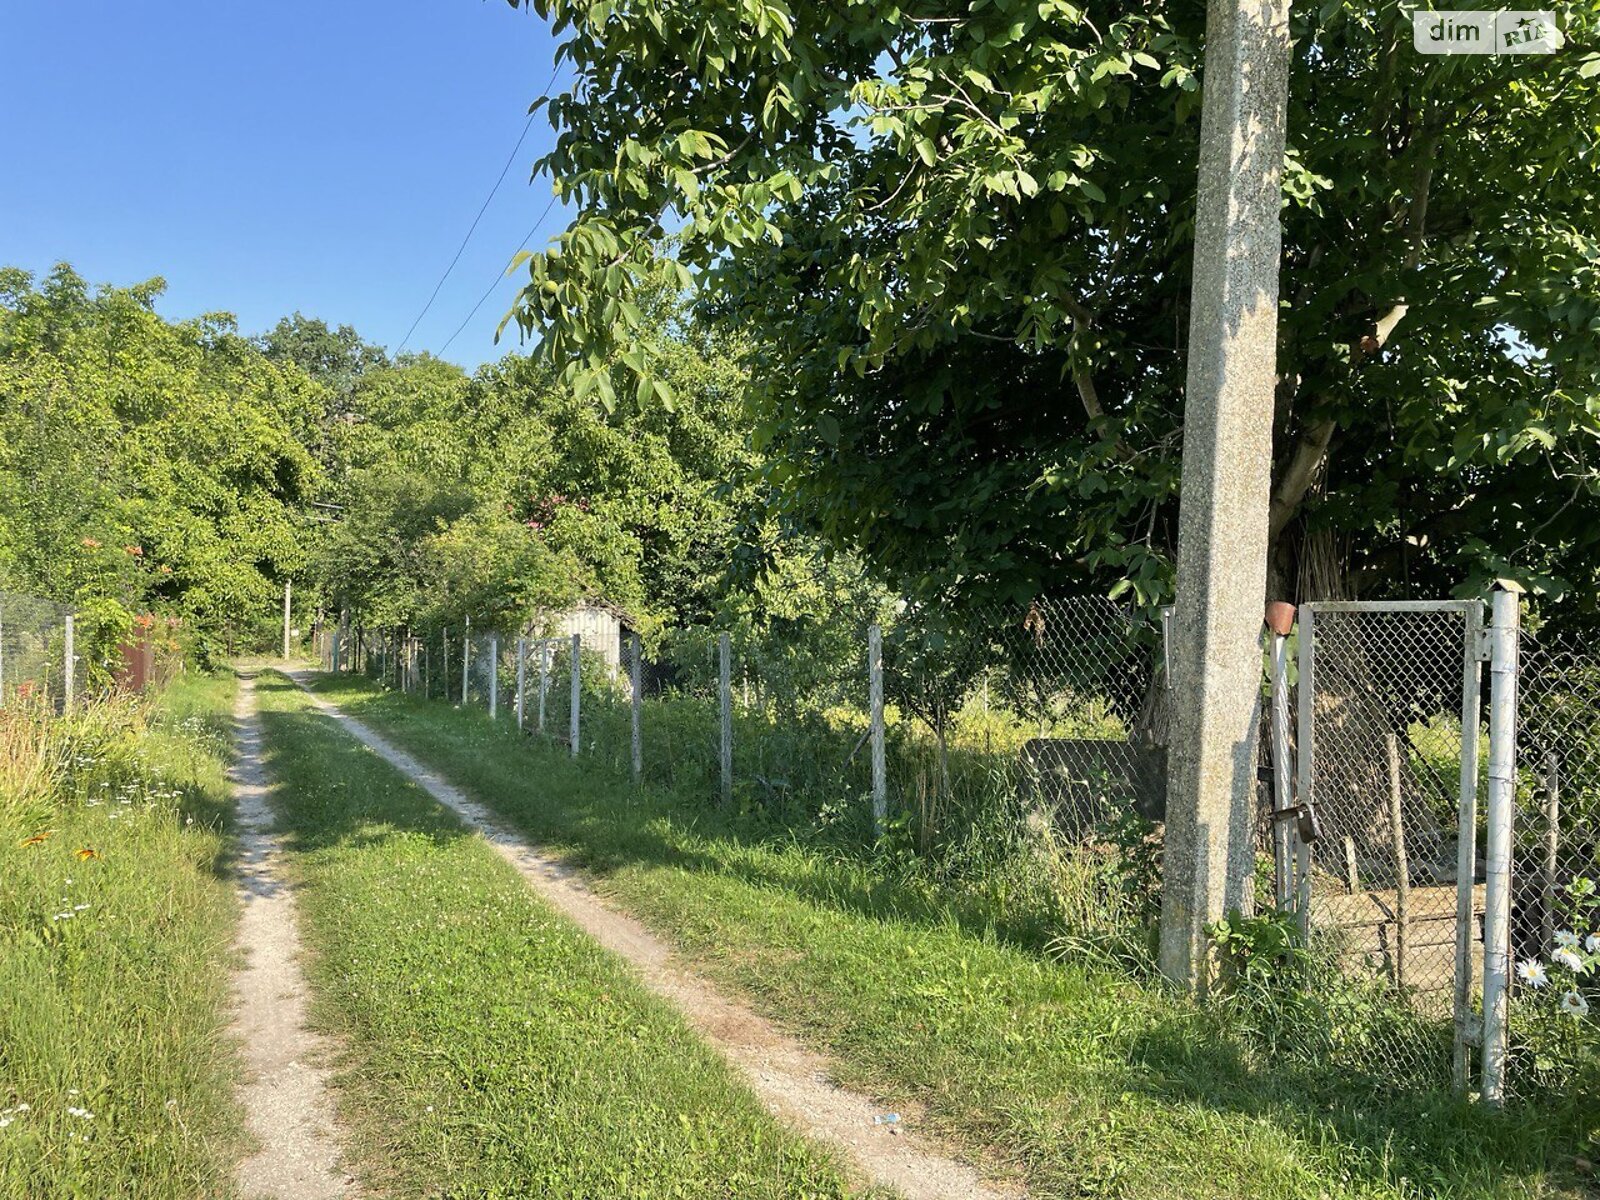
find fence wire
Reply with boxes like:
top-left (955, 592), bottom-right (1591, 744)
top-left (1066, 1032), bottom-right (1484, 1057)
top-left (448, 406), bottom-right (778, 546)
top-left (1507, 618), bottom-right (1600, 1099)
top-left (0, 591), bottom-right (71, 707)
top-left (318, 594), bottom-right (1600, 1109)
top-left (1295, 604), bottom-right (1477, 1091)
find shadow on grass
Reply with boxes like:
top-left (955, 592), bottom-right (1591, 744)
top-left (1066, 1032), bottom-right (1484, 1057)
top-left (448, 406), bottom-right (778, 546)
top-left (303, 670), bottom-right (1592, 1198)
top-left (248, 671), bottom-right (473, 861)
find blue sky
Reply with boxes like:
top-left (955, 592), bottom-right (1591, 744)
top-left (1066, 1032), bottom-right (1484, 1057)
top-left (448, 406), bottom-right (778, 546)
top-left (0, 1), bottom-right (568, 369)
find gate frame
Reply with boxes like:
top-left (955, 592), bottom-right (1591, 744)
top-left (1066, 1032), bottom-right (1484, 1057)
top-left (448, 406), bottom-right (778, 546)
top-left (1292, 598), bottom-right (1485, 1092)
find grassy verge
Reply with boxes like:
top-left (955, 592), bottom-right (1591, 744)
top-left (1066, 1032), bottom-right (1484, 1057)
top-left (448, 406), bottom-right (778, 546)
top-left (251, 671), bottom-right (870, 1198)
top-left (307, 670), bottom-right (1595, 1200)
top-left (0, 673), bottom-right (245, 1198)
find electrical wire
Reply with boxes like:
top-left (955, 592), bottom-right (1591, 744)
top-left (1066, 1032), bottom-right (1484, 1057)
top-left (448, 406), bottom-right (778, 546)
top-left (437, 189), bottom-right (562, 356)
top-left (395, 63), bottom-right (561, 351)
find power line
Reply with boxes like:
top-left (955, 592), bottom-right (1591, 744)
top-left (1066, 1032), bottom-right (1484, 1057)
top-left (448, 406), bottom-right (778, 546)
top-left (395, 63), bottom-right (561, 352)
top-left (437, 191), bottom-right (562, 356)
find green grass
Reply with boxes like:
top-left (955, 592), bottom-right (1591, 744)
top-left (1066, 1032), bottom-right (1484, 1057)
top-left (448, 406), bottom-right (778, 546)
top-left (0, 673), bottom-right (245, 1199)
top-left (251, 670), bottom-right (871, 1199)
top-left (307, 670), bottom-right (1598, 1200)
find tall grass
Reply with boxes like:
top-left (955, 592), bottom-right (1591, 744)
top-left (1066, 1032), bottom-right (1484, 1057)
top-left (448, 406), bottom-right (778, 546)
top-left (0, 674), bottom-right (244, 1198)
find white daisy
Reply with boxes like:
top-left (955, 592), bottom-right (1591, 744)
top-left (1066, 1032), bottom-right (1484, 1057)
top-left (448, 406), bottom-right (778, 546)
top-left (1587, 933), bottom-right (1600, 954)
top-left (1559, 991), bottom-right (1590, 1017)
top-left (1519, 959), bottom-right (1551, 988)
top-left (1555, 929), bottom-right (1581, 949)
top-left (1554, 947), bottom-right (1586, 973)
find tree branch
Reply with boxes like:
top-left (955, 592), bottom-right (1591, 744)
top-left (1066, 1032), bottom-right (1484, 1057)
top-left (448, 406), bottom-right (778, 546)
top-left (1268, 417), bottom-right (1335, 543)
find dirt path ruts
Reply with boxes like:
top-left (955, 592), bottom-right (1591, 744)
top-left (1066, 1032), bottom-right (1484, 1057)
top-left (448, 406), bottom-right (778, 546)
top-left (285, 670), bottom-right (1021, 1200)
top-left (230, 673), bottom-right (355, 1200)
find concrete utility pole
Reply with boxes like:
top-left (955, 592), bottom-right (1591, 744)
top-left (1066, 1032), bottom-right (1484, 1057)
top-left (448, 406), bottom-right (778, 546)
top-left (282, 579), bottom-right (292, 660)
top-left (1157, 0), bottom-right (1294, 992)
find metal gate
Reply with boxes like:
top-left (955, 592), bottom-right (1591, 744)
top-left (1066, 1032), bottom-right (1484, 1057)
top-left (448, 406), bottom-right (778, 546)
top-left (1287, 600), bottom-right (1485, 1088)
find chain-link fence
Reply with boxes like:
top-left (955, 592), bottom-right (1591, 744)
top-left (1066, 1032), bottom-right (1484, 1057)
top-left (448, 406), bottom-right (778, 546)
top-left (316, 591), bottom-right (1600, 1110)
top-left (1292, 602), bottom-right (1480, 1091)
top-left (0, 591), bottom-right (73, 709)
top-left (1506, 616), bottom-right (1600, 1099)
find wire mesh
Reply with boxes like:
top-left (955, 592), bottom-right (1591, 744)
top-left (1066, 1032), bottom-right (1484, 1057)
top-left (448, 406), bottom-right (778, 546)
top-left (1298, 604), bottom-right (1477, 1089)
top-left (0, 591), bottom-right (71, 707)
top-left (882, 598), bottom-right (1165, 862)
top-left (1506, 616), bottom-right (1600, 1099)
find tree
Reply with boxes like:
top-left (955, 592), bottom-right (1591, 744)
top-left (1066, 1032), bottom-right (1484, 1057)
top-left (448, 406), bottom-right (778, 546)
top-left (312, 300), bottom-right (770, 636)
top-left (0, 265), bottom-right (325, 664)
top-left (257, 312), bottom-right (388, 415)
top-left (505, 0), bottom-right (1600, 614)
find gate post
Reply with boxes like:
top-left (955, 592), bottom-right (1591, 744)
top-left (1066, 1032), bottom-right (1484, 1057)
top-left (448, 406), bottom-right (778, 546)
top-left (1266, 603), bottom-right (1296, 910)
top-left (1480, 587), bottom-right (1520, 1107)
top-left (1453, 600), bottom-right (1485, 1092)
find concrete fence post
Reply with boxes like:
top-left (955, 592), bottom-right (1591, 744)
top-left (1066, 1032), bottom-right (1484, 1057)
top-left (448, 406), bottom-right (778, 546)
top-left (282, 579), bottom-right (292, 660)
top-left (630, 632), bottom-right (643, 785)
top-left (488, 632), bottom-right (499, 719)
top-left (538, 639), bottom-right (550, 733)
top-left (516, 636), bottom-right (527, 729)
top-left (569, 633), bottom-right (581, 758)
top-left (1156, 0), bottom-right (1293, 994)
top-left (1480, 587), bottom-right (1521, 1107)
top-left (63, 614), bottom-right (75, 713)
top-left (719, 632), bottom-right (733, 806)
top-left (1267, 610), bottom-right (1295, 910)
top-left (461, 617), bottom-right (471, 705)
top-left (869, 624), bottom-right (886, 835)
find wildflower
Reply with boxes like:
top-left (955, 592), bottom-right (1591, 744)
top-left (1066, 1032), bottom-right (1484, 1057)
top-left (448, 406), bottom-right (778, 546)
top-left (52, 912), bottom-right (73, 921)
top-left (1588, 933), bottom-right (1600, 954)
top-left (75, 847), bottom-right (100, 861)
top-left (1559, 991), bottom-right (1590, 1017)
top-left (0, 1118), bottom-right (11, 1130)
top-left (1556, 930), bottom-right (1581, 949)
top-left (18, 830), bottom-right (55, 848)
top-left (1554, 947), bottom-right (1587, 973)
top-left (65, 1106), bottom-right (93, 1120)
top-left (1518, 959), bottom-right (1551, 989)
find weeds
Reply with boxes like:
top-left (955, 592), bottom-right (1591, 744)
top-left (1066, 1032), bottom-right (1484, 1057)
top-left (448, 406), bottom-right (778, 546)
top-left (0, 673), bottom-right (243, 1198)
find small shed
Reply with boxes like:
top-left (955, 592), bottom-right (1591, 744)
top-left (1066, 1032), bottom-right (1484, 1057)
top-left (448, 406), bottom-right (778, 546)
top-left (545, 598), bottom-right (633, 677)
